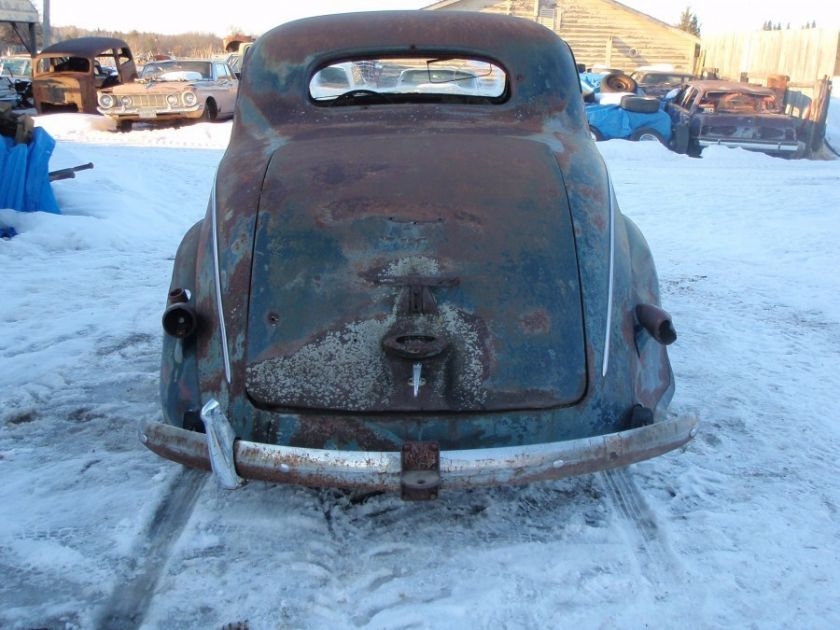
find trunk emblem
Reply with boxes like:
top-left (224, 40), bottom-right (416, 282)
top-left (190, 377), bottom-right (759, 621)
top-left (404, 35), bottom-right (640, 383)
top-left (412, 362), bottom-right (423, 397)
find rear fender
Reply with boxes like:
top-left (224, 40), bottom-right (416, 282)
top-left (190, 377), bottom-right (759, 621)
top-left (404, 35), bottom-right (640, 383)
top-left (160, 220), bottom-right (204, 429)
top-left (623, 216), bottom-right (674, 413)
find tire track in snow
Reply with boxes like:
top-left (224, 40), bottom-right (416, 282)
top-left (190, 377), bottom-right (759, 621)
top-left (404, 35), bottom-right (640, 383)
top-left (601, 468), bottom-right (683, 588)
top-left (96, 468), bottom-right (207, 629)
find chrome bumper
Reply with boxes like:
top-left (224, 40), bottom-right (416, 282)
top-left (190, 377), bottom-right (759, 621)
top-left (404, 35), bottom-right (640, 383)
top-left (140, 402), bottom-right (698, 493)
top-left (698, 137), bottom-right (800, 152)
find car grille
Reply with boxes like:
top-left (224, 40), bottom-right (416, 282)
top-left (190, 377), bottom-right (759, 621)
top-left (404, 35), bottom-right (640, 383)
top-left (128, 94), bottom-right (169, 108)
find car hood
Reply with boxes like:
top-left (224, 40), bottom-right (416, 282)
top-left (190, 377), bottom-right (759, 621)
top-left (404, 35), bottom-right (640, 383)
top-left (105, 81), bottom-right (198, 94)
top-left (243, 133), bottom-right (587, 413)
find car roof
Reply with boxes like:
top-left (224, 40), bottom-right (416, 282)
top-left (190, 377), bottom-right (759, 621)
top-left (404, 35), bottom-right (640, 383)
top-left (38, 37), bottom-right (130, 57)
top-left (240, 11), bottom-right (580, 119)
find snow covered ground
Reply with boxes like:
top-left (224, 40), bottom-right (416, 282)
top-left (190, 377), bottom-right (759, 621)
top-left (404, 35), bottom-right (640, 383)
top-left (1, 110), bottom-right (839, 629)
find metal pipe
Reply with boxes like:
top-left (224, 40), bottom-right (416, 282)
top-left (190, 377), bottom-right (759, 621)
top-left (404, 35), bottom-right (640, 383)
top-left (635, 303), bottom-right (677, 345)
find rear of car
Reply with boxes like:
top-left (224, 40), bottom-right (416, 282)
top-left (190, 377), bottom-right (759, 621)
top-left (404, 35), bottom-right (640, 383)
top-left (143, 11), bottom-right (695, 498)
top-left (667, 80), bottom-right (804, 157)
top-left (692, 89), bottom-right (801, 154)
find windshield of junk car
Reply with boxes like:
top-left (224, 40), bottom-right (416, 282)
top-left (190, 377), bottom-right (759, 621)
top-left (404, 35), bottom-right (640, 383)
top-left (698, 90), bottom-right (781, 114)
top-left (140, 61), bottom-right (212, 81)
top-left (1, 58), bottom-right (30, 76)
top-left (309, 56), bottom-right (507, 103)
top-left (638, 73), bottom-right (690, 86)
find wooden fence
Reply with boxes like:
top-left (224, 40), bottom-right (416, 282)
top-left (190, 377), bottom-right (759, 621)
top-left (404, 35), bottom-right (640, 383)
top-left (698, 29), bottom-right (840, 84)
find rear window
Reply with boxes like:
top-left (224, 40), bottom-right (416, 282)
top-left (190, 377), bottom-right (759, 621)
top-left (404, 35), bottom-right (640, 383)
top-left (309, 56), bottom-right (507, 105)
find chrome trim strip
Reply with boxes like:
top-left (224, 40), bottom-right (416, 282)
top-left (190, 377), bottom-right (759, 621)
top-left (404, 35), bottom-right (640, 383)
top-left (602, 178), bottom-right (616, 377)
top-left (210, 180), bottom-right (232, 383)
top-left (698, 138), bottom-right (799, 151)
top-left (140, 409), bottom-right (698, 491)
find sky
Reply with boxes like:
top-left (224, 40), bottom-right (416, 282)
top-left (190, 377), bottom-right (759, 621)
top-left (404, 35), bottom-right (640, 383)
top-left (45, 0), bottom-right (840, 37)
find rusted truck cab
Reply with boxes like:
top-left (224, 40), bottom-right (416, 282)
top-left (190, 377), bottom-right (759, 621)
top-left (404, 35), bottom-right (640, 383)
top-left (33, 37), bottom-right (136, 114)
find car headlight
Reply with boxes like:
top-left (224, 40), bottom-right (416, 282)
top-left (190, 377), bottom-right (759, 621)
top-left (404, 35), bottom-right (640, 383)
top-left (120, 96), bottom-right (132, 107)
top-left (166, 93), bottom-right (179, 107)
top-left (98, 93), bottom-right (114, 109)
top-left (182, 91), bottom-right (197, 106)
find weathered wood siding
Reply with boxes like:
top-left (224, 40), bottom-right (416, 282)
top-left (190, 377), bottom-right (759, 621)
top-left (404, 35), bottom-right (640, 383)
top-left (556, 0), bottom-right (697, 71)
top-left (700, 29), bottom-right (840, 83)
top-left (427, 0), bottom-right (699, 72)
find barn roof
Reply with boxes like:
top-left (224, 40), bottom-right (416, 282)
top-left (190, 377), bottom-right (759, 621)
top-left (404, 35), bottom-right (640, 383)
top-left (0, 0), bottom-right (38, 23)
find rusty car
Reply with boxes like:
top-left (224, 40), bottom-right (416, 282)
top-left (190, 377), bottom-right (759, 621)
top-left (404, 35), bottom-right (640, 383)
top-left (141, 11), bottom-right (697, 499)
top-left (33, 37), bottom-right (136, 114)
top-left (666, 79), bottom-right (804, 157)
top-left (97, 59), bottom-right (238, 131)
top-left (631, 67), bottom-right (695, 100)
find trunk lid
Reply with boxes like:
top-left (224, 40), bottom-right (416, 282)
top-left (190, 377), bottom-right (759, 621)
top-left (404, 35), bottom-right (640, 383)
top-left (244, 133), bottom-right (587, 413)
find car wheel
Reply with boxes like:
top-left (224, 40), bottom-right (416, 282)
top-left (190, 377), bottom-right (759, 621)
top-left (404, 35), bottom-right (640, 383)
top-left (600, 72), bottom-right (638, 93)
top-left (589, 126), bottom-right (605, 142)
top-left (630, 127), bottom-right (665, 144)
top-left (203, 98), bottom-right (218, 122)
top-left (619, 95), bottom-right (660, 114)
top-left (116, 120), bottom-right (133, 133)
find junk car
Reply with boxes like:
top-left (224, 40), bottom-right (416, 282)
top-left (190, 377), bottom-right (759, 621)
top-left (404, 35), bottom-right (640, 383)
top-left (141, 11), bottom-right (696, 499)
top-left (33, 37), bottom-right (136, 114)
top-left (97, 59), bottom-right (238, 131)
top-left (666, 79), bottom-right (804, 157)
top-left (631, 68), bottom-right (695, 100)
top-left (0, 55), bottom-right (33, 108)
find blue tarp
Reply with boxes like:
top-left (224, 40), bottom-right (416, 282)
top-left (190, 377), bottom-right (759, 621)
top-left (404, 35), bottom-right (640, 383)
top-left (585, 103), bottom-right (672, 141)
top-left (580, 72), bottom-right (609, 91)
top-left (579, 72), bottom-right (672, 141)
top-left (0, 127), bottom-right (60, 214)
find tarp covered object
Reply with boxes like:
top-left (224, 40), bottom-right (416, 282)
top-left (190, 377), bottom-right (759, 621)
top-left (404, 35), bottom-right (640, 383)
top-left (0, 127), bottom-right (60, 213)
top-left (585, 103), bottom-right (672, 141)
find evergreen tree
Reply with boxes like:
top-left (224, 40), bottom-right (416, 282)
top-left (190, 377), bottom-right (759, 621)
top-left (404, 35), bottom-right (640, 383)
top-left (678, 6), bottom-right (701, 37)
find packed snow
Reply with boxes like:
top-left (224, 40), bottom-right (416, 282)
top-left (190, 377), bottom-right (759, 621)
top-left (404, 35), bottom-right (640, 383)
top-left (1, 106), bottom-right (839, 629)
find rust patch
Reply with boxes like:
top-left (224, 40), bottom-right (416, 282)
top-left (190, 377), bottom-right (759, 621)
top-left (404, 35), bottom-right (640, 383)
top-left (520, 309), bottom-right (551, 335)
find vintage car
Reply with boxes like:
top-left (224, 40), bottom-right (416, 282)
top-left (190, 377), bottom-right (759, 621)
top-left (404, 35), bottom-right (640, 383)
top-left (97, 59), bottom-right (238, 130)
top-left (631, 67), bottom-right (695, 99)
top-left (141, 11), bottom-right (696, 499)
top-left (32, 37), bottom-right (136, 114)
top-left (666, 80), bottom-right (804, 157)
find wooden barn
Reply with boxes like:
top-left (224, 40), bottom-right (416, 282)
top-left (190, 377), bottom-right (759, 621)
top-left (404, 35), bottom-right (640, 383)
top-left (425, 0), bottom-right (700, 73)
